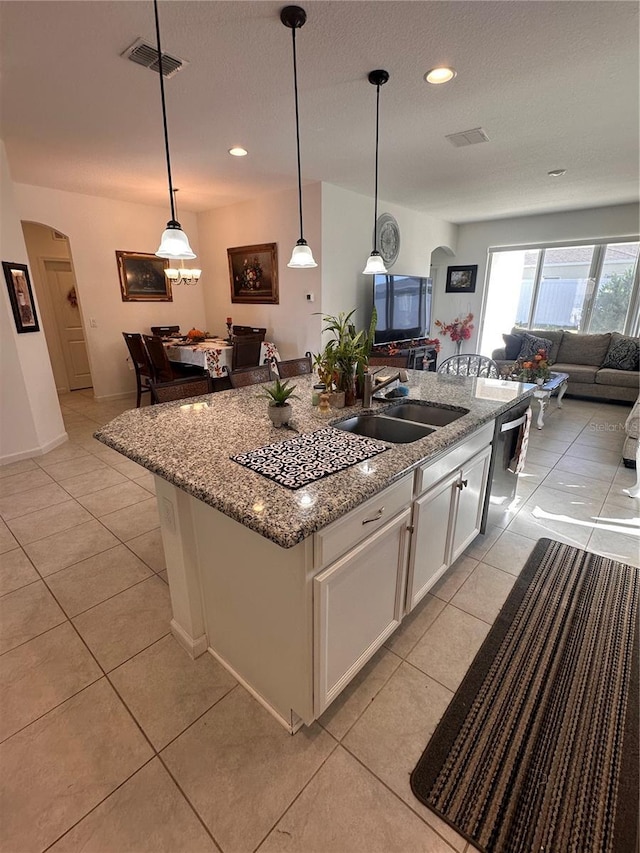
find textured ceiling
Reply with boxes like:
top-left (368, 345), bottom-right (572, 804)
top-left (1, 0), bottom-right (638, 224)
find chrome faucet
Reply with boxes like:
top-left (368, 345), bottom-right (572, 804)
top-left (364, 370), bottom-right (401, 405)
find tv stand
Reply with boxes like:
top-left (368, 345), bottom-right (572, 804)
top-left (371, 339), bottom-right (438, 372)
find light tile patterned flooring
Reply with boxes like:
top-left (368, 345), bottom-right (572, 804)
top-left (0, 390), bottom-right (637, 852)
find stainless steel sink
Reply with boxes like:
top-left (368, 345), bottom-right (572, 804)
top-left (332, 414), bottom-right (435, 443)
top-left (382, 402), bottom-right (469, 427)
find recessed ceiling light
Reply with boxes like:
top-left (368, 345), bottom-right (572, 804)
top-left (424, 67), bottom-right (457, 84)
top-left (228, 146), bottom-right (248, 157)
top-left (548, 168), bottom-right (567, 177)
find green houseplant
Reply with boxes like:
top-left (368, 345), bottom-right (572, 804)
top-left (258, 378), bottom-right (299, 427)
top-left (316, 310), bottom-right (374, 406)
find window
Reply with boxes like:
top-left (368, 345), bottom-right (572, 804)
top-left (481, 240), bottom-right (639, 355)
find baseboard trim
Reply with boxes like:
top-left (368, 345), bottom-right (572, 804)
top-left (170, 619), bottom-right (208, 659)
top-left (0, 430), bottom-right (69, 465)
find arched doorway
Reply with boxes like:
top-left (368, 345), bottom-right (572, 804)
top-left (21, 222), bottom-right (92, 392)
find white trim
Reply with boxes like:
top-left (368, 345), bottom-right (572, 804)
top-left (170, 619), bottom-right (208, 659)
top-left (489, 235), bottom-right (639, 253)
top-left (0, 430), bottom-right (68, 465)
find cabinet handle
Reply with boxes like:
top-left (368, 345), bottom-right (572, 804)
top-left (362, 507), bottom-right (385, 525)
top-left (456, 479), bottom-right (468, 490)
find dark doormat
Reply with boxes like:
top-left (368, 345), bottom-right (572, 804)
top-left (410, 537), bottom-right (638, 853)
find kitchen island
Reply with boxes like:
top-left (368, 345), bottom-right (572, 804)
top-left (96, 371), bottom-right (533, 732)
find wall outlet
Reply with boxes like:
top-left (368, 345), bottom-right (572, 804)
top-left (89, 318), bottom-right (98, 328)
top-left (306, 293), bottom-right (314, 302)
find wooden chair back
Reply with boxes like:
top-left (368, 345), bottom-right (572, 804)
top-left (437, 354), bottom-right (499, 378)
top-left (142, 334), bottom-right (179, 382)
top-left (232, 325), bottom-right (266, 341)
top-left (150, 325), bottom-right (180, 338)
top-left (229, 364), bottom-right (272, 388)
top-left (150, 376), bottom-right (212, 404)
top-left (231, 336), bottom-right (262, 370)
top-left (276, 356), bottom-right (313, 378)
top-left (122, 332), bottom-right (154, 407)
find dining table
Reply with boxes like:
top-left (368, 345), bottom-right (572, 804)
top-left (164, 338), bottom-right (281, 378)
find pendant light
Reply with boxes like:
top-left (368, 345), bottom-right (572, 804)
top-left (165, 191), bottom-right (201, 284)
top-left (281, 5), bottom-right (317, 269)
top-left (153, 0), bottom-right (196, 261)
top-left (363, 69), bottom-right (389, 275)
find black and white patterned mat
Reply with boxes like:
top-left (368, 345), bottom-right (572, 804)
top-left (231, 427), bottom-right (388, 489)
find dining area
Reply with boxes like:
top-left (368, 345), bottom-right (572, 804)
top-left (121, 324), bottom-right (283, 407)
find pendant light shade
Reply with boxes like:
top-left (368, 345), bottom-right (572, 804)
top-left (362, 251), bottom-right (387, 275)
top-left (152, 0), bottom-right (196, 262)
top-left (362, 69), bottom-right (389, 275)
top-left (281, 6), bottom-right (317, 269)
top-left (157, 222), bottom-right (196, 259)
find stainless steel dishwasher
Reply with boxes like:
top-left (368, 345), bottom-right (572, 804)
top-left (481, 399), bottom-right (532, 532)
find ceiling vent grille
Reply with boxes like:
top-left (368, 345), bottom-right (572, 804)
top-left (121, 38), bottom-right (187, 78)
top-left (445, 127), bottom-right (490, 148)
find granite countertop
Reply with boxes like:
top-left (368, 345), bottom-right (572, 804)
top-left (95, 372), bottom-right (534, 548)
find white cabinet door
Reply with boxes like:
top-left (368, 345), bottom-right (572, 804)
top-left (405, 471), bottom-right (457, 612)
top-left (314, 508), bottom-right (411, 716)
top-left (450, 447), bottom-right (492, 563)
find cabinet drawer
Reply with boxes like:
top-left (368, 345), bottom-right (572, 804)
top-left (313, 474), bottom-right (413, 570)
top-left (415, 422), bottom-right (493, 496)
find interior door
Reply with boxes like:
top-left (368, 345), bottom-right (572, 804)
top-left (44, 259), bottom-right (92, 390)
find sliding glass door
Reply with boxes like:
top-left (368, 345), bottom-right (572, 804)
top-left (481, 240), bottom-right (639, 355)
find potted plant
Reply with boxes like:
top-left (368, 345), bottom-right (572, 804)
top-left (258, 378), bottom-right (299, 427)
top-left (316, 310), bottom-right (369, 407)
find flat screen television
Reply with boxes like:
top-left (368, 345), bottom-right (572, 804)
top-left (372, 274), bottom-right (432, 345)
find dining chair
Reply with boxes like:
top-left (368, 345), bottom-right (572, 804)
top-left (437, 354), bottom-right (499, 378)
top-left (229, 364), bottom-right (273, 388)
top-left (122, 332), bottom-right (154, 407)
top-left (150, 325), bottom-right (180, 338)
top-left (150, 376), bottom-right (212, 404)
top-left (232, 325), bottom-right (267, 341)
top-left (231, 336), bottom-right (263, 371)
top-left (276, 356), bottom-right (313, 378)
top-left (142, 333), bottom-right (186, 382)
top-left (368, 354), bottom-right (410, 368)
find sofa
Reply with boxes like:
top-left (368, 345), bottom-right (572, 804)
top-left (492, 328), bottom-right (639, 403)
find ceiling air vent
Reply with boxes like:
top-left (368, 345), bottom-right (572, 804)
top-left (445, 127), bottom-right (490, 148)
top-left (121, 38), bottom-right (187, 78)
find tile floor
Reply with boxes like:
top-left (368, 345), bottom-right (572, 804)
top-left (0, 390), bottom-right (637, 852)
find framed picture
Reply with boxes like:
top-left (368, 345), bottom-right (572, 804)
top-left (2, 262), bottom-right (40, 333)
top-left (445, 265), bottom-right (478, 294)
top-left (228, 243), bottom-right (279, 304)
top-left (116, 251), bottom-right (172, 302)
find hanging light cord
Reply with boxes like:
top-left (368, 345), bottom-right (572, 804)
top-left (291, 25), bottom-right (304, 242)
top-left (372, 80), bottom-right (381, 252)
top-left (153, 0), bottom-right (177, 223)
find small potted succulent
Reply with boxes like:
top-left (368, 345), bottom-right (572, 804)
top-left (259, 378), bottom-right (299, 428)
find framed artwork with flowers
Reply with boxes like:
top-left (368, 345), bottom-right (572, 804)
top-left (228, 243), bottom-right (279, 304)
top-left (445, 264), bottom-right (477, 294)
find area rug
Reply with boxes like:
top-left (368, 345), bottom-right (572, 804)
top-left (410, 537), bottom-right (638, 853)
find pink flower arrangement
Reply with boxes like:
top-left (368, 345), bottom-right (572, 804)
top-left (434, 313), bottom-right (474, 343)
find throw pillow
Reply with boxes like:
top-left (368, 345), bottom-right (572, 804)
top-left (502, 333), bottom-right (523, 361)
top-left (518, 332), bottom-right (553, 361)
top-left (602, 333), bottom-right (640, 371)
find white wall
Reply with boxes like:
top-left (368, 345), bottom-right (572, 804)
top-left (14, 184), bottom-right (206, 400)
top-left (197, 183), bottom-right (322, 360)
top-left (0, 142), bottom-right (66, 463)
top-left (432, 203), bottom-right (640, 360)
top-left (320, 182), bottom-right (457, 339)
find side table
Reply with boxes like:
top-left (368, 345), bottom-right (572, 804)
top-left (531, 372), bottom-right (569, 429)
